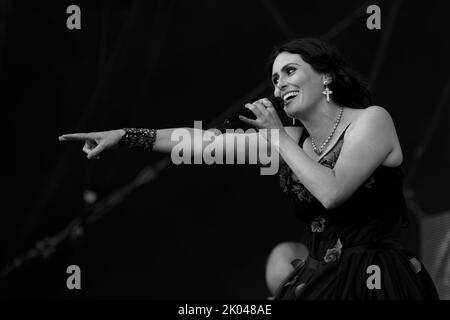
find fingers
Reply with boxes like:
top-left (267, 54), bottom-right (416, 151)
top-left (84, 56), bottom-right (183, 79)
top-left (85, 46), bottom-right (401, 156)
top-left (240, 100), bottom-right (273, 128)
top-left (82, 140), bottom-right (95, 154)
top-left (59, 132), bottom-right (101, 159)
top-left (253, 101), bottom-right (270, 116)
top-left (82, 142), bottom-right (91, 155)
top-left (238, 115), bottom-right (258, 127)
top-left (58, 133), bottom-right (92, 141)
top-left (82, 141), bottom-right (102, 160)
top-left (295, 283), bottom-right (306, 297)
top-left (258, 98), bottom-right (272, 108)
top-left (87, 144), bottom-right (103, 160)
top-left (245, 101), bottom-right (268, 119)
top-left (259, 98), bottom-right (276, 113)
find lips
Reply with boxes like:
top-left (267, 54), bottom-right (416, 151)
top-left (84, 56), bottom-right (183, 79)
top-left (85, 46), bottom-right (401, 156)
top-left (282, 90), bottom-right (300, 102)
top-left (283, 90), bottom-right (301, 107)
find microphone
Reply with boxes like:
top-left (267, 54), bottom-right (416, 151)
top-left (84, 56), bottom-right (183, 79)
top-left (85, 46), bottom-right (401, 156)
top-left (221, 95), bottom-right (284, 130)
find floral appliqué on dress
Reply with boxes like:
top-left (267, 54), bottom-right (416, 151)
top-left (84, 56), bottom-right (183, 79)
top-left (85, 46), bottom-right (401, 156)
top-left (311, 216), bottom-right (326, 232)
top-left (279, 138), bottom-right (376, 203)
top-left (279, 163), bottom-right (315, 203)
top-left (323, 238), bottom-right (343, 263)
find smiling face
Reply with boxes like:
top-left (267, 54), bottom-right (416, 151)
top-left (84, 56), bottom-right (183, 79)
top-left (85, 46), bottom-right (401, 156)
top-left (271, 52), bottom-right (329, 117)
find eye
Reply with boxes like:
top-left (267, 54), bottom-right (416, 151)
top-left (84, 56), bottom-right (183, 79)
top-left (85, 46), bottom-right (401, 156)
top-left (272, 76), bottom-right (279, 85)
top-left (286, 66), bottom-right (296, 75)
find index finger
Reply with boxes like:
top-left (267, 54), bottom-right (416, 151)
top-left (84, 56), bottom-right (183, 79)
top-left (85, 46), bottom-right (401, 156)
top-left (259, 98), bottom-right (273, 109)
top-left (58, 133), bottom-right (91, 141)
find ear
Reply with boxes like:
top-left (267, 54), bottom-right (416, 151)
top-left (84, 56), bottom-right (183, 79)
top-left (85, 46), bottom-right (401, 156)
top-left (322, 74), bottom-right (332, 85)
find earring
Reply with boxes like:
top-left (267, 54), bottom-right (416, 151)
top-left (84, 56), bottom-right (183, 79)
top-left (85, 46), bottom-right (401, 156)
top-left (292, 118), bottom-right (296, 125)
top-left (322, 79), bottom-right (333, 102)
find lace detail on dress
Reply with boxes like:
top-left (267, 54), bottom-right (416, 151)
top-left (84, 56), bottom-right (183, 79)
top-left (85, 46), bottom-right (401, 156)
top-left (279, 163), bottom-right (315, 203)
top-left (279, 135), bottom-right (376, 203)
top-left (319, 142), bottom-right (342, 169)
top-left (311, 216), bottom-right (326, 232)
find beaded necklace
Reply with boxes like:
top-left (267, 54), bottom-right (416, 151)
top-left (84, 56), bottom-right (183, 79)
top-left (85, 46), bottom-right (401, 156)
top-left (310, 107), bottom-right (344, 155)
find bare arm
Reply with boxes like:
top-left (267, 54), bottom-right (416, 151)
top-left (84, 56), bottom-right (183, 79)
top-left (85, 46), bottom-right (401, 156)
top-left (59, 96), bottom-right (302, 163)
top-left (59, 126), bottom-right (303, 164)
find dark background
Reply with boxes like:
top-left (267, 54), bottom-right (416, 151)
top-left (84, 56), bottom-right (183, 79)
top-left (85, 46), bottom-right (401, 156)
top-left (1, 0), bottom-right (449, 299)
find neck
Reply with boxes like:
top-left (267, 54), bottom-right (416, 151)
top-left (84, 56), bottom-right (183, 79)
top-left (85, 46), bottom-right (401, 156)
top-left (298, 99), bottom-right (341, 143)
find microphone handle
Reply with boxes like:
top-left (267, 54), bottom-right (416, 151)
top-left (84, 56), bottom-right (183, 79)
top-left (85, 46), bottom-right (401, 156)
top-left (224, 95), bottom-right (284, 126)
top-left (224, 108), bottom-right (257, 125)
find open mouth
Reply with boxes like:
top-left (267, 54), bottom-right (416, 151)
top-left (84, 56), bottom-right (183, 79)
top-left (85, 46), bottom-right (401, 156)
top-left (283, 90), bottom-right (300, 106)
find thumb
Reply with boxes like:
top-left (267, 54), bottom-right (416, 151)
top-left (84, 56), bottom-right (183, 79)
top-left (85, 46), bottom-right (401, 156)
top-left (87, 144), bottom-right (104, 159)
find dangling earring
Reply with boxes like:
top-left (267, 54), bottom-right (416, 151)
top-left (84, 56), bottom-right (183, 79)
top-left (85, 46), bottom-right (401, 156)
top-left (322, 78), bottom-right (333, 103)
top-left (292, 118), bottom-right (296, 125)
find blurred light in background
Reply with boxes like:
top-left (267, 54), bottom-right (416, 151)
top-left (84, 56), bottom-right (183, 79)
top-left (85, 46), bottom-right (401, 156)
top-left (421, 210), bottom-right (450, 299)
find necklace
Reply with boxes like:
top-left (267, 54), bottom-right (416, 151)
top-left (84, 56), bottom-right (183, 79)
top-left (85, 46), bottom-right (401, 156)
top-left (310, 107), bottom-right (344, 155)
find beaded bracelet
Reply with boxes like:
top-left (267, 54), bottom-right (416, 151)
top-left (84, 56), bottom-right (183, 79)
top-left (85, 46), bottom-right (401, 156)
top-left (119, 128), bottom-right (157, 152)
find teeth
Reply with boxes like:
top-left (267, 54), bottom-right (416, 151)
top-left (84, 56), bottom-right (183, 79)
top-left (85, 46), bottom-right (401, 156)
top-left (283, 91), bottom-right (299, 101)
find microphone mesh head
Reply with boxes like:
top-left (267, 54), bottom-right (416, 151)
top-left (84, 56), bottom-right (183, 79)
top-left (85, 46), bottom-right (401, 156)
top-left (267, 95), bottom-right (284, 110)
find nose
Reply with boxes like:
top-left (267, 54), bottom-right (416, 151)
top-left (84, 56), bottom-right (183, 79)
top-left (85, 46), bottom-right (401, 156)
top-left (274, 77), bottom-right (288, 96)
top-left (278, 75), bottom-right (289, 89)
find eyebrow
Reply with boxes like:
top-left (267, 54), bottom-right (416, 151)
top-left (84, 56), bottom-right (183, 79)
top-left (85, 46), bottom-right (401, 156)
top-left (271, 63), bottom-right (301, 80)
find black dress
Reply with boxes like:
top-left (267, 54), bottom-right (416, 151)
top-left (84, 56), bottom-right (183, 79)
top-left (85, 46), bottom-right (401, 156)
top-left (274, 125), bottom-right (439, 300)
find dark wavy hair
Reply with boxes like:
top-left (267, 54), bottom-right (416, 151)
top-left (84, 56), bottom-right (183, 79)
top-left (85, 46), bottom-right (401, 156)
top-left (267, 38), bottom-right (372, 109)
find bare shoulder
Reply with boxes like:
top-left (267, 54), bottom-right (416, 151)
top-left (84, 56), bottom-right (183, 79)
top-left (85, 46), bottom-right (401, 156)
top-left (346, 105), bottom-right (396, 134)
top-left (363, 105), bottom-right (394, 120)
top-left (344, 105), bottom-right (402, 166)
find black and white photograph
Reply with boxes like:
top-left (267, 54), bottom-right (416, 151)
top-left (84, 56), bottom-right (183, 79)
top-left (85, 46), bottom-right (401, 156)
top-left (1, 0), bottom-right (449, 307)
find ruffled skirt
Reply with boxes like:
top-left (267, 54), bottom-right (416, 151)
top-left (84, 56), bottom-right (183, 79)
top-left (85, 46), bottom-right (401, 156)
top-left (273, 242), bottom-right (439, 300)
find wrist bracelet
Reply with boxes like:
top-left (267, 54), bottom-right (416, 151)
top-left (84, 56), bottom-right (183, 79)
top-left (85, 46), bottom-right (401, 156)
top-left (119, 128), bottom-right (157, 152)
